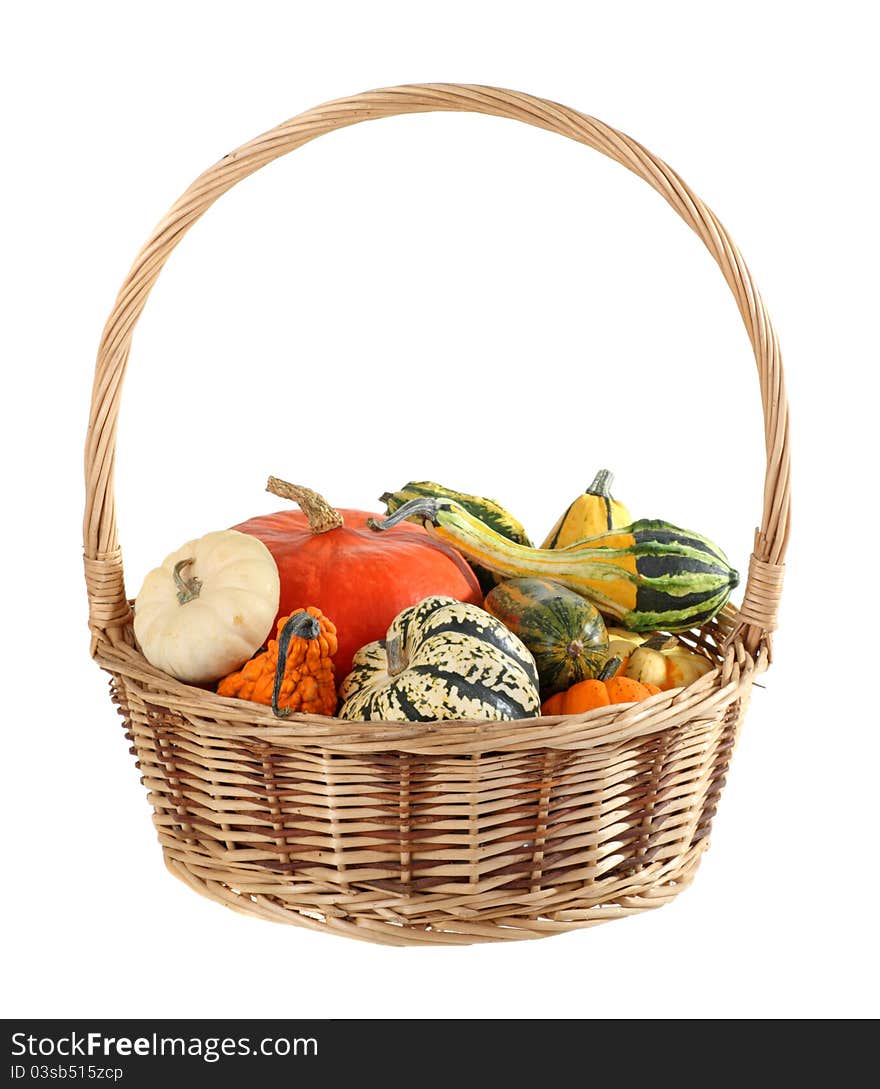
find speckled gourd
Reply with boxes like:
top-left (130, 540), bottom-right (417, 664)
top-left (338, 595), bottom-right (541, 722)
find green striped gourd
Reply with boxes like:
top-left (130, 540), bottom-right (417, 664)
top-left (380, 481), bottom-right (532, 592)
top-left (484, 577), bottom-right (609, 696)
top-left (338, 596), bottom-right (541, 722)
top-left (369, 499), bottom-right (739, 633)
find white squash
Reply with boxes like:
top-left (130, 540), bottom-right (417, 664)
top-left (134, 530), bottom-right (280, 684)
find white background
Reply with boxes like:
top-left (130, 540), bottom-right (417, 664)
top-left (3, 0), bottom-right (877, 1019)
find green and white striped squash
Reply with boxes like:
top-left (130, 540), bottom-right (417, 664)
top-left (369, 500), bottom-right (740, 633)
top-left (484, 577), bottom-right (609, 696)
top-left (337, 595), bottom-right (541, 722)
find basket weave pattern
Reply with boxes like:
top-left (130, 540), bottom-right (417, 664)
top-left (84, 85), bottom-right (789, 945)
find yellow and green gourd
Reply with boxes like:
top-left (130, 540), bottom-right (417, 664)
top-left (380, 481), bottom-right (531, 592)
top-left (542, 469), bottom-right (632, 548)
top-left (369, 499), bottom-right (739, 633)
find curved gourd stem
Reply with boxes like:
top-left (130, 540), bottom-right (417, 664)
top-left (172, 558), bottom-right (202, 604)
top-left (598, 656), bottom-right (623, 682)
top-left (367, 498), bottom-right (447, 532)
top-left (271, 610), bottom-right (322, 718)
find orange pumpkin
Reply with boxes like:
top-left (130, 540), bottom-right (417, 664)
top-left (218, 607), bottom-right (338, 717)
top-left (233, 479), bottom-right (481, 681)
top-left (541, 656), bottom-right (661, 715)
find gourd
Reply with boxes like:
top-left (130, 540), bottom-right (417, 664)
top-left (606, 626), bottom-right (648, 661)
top-left (338, 596), bottom-right (541, 722)
top-left (601, 629), bottom-right (714, 689)
top-left (483, 577), bottom-right (608, 696)
top-left (133, 529), bottom-right (280, 684)
top-left (369, 498), bottom-right (739, 633)
top-left (233, 478), bottom-right (481, 681)
top-left (625, 638), bottom-right (713, 691)
top-left (217, 608), bottom-right (338, 717)
top-left (541, 658), bottom-right (661, 715)
top-left (381, 480), bottom-right (532, 592)
top-left (542, 469), bottom-right (632, 548)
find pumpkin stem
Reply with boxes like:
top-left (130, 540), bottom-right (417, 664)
top-left (585, 469), bottom-right (613, 497)
top-left (367, 496), bottom-right (447, 532)
top-left (271, 610), bottom-right (322, 718)
top-left (266, 477), bottom-right (344, 534)
top-left (598, 655), bottom-right (623, 681)
top-left (173, 558), bottom-right (202, 604)
top-left (384, 636), bottom-right (409, 677)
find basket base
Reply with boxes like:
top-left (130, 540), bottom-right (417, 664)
top-left (163, 846), bottom-right (706, 947)
top-left (106, 613), bottom-right (751, 948)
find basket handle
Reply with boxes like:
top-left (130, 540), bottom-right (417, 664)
top-left (84, 84), bottom-right (789, 659)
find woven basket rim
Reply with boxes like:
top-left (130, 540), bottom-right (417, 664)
top-left (96, 611), bottom-right (763, 754)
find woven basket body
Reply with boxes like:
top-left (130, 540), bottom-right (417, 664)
top-left (84, 85), bottom-right (789, 946)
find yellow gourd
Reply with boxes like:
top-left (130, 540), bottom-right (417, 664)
top-left (542, 469), bottom-right (632, 549)
top-left (625, 640), bottom-right (713, 691)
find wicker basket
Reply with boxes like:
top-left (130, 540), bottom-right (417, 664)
top-left (84, 84), bottom-right (789, 946)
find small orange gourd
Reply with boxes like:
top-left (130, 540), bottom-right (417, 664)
top-left (541, 656), bottom-right (661, 715)
top-left (217, 607), bottom-right (338, 717)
